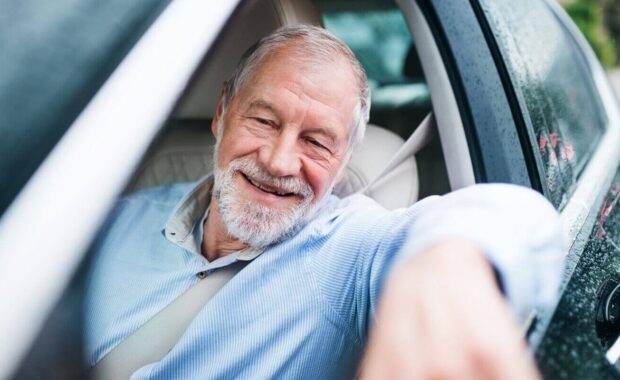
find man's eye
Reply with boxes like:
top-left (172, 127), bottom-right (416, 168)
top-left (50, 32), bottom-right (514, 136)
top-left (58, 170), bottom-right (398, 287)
top-left (254, 117), bottom-right (271, 126)
top-left (307, 138), bottom-right (327, 150)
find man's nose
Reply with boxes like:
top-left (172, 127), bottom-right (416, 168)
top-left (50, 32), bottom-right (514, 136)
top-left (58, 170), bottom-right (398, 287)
top-left (258, 132), bottom-right (302, 177)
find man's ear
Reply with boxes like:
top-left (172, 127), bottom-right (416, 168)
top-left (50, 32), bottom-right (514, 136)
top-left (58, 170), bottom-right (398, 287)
top-left (211, 82), bottom-right (227, 138)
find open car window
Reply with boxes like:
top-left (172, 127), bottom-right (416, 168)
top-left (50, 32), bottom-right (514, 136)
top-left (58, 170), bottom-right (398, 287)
top-left (23, 0), bottom-right (614, 376)
top-left (7, 1), bottom-right (449, 377)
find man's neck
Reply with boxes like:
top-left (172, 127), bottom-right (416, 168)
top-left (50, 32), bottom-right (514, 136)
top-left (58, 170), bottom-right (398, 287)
top-left (202, 198), bottom-right (249, 262)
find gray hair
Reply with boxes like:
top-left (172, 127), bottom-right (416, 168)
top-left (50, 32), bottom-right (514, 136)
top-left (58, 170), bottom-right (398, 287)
top-left (223, 25), bottom-right (370, 155)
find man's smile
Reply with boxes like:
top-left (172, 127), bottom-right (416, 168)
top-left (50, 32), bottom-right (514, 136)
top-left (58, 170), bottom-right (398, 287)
top-left (239, 171), bottom-right (298, 199)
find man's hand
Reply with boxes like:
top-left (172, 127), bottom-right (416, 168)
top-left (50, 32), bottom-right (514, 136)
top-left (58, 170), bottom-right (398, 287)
top-left (359, 240), bottom-right (541, 380)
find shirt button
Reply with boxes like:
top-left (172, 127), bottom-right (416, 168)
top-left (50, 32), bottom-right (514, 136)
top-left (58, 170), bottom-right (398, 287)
top-left (196, 271), bottom-right (207, 279)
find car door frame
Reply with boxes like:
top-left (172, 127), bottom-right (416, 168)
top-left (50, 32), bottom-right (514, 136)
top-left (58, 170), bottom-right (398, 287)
top-left (399, 0), bottom-right (535, 192)
top-left (0, 1), bottom-right (242, 377)
top-left (401, 0), bottom-right (620, 350)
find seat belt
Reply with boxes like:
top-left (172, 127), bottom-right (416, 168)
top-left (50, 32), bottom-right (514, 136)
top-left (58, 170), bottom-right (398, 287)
top-left (91, 112), bottom-right (436, 379)
top-left (361, 112), bottom-right (436, 195)
top-left (91, 261), bottom-right (247, 380)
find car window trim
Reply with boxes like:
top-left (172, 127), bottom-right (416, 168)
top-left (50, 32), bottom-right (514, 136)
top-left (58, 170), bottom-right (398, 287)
top-left (469, 0), bottom-right (546, 196)
top-left (411, 0), bottom-right (536, 188)
top-left (0, 0), bottom-right (240, 377)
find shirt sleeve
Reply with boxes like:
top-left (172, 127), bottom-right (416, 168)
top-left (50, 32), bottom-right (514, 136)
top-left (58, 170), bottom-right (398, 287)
top-left (396, 183), bottom-right (567, 321)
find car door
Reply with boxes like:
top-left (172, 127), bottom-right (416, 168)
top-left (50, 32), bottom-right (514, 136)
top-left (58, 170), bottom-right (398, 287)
top-left (0, 1), bottom-right (241, 378)
top-left (421, 0), bottom-right (620, 378)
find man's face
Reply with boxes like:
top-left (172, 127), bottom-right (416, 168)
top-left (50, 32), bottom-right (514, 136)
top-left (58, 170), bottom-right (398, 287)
top-left (211, 47), bottom-right (359, 247)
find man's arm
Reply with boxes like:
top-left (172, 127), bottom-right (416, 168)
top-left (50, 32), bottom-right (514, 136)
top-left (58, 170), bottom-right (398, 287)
top-left (361, 240), bottom-right (540, 379)
top-left (360, 184), bottom-right (566, 378)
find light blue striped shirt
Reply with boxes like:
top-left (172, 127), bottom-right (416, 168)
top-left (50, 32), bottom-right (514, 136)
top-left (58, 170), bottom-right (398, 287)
top-left (85, 176), bottom-right (565, 379)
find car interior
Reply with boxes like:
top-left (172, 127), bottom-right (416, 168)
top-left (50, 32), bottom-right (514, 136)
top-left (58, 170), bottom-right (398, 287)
top-left (125, 0), bottom-right (451, 208)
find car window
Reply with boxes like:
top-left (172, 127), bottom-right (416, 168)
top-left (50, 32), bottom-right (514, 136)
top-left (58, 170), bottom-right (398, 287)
top-left (319, 5), bottom-right (432, 139)
top-left (323, 9), bottom-right (411, 84)
top-left (0, 0), bottom-right (172, 218)
top-left (477, 0), bottom-right (608, 209)
top-left (8, 3), bottom-right (446, 377)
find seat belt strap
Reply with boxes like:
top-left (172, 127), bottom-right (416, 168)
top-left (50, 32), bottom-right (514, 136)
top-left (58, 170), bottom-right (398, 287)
top-left (91, 261), bottom-right (247, 380)
top-left (361, 112), bottom-right (436, 195)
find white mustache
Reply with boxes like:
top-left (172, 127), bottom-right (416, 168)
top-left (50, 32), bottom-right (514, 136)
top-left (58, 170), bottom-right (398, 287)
top-left (228, 157), bottom-right (314, 199)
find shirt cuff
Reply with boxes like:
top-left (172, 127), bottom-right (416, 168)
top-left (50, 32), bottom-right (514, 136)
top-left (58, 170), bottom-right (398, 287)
top-left (403, 184), bottom-right (567, 321)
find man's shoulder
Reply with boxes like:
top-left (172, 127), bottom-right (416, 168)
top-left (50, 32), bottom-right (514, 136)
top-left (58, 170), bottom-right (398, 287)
top-left (99, 181), bottom-right (196, 237)
top-left (320, 193), bottom-right (387, 219)
top-left (325, 192), bottom-right (430, 221)
top-left (307, 193), bottom-right (398, 237)
top-left (307, 192), bottom-right (445, 247)
top-left (120, 181), bottom-right (196, 207)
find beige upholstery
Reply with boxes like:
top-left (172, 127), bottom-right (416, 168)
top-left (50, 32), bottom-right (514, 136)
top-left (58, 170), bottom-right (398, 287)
top-left (271, 0), bottom-right (322, 25)
top-left (128, 122), bottom-right (418, 209)
top-left (128, 121), bottom-right (216, 191)
top-left (334, 126), bottom-right (418, 209)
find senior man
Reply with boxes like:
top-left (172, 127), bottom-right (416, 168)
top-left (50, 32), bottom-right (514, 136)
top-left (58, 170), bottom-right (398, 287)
top-left (86, 25), bottom-right (564, 379)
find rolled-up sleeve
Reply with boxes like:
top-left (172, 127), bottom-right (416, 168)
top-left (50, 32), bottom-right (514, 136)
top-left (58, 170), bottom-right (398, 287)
top-left (401, 183), bottom-right (567, 320)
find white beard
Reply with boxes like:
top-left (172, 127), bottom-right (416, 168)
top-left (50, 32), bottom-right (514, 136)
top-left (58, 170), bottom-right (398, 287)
top-left (212, 156), bottom-right (316, 248)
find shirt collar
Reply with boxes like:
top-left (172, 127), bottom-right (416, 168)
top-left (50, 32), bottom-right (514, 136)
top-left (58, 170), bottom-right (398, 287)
top-left (163, 174), bottom-right (263, 261)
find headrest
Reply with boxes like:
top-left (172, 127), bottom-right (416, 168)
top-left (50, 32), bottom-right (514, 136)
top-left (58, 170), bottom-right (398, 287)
top-left (174, 0), bottom-right (324, 120)
top-left (128, 122), bottom-right (418, 210)
top-left (271, 0), bottom-right (323, 25)
top-left (334, 125), bottom-right (418, 208)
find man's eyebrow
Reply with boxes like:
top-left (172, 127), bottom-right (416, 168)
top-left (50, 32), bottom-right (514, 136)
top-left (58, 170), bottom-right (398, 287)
top-left (246, 99), bottom-right (279, 116)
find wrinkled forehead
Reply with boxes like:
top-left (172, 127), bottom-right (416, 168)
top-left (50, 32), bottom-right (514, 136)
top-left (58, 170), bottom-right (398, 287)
top-left (248, 47), bottom-right (358, 105)
top-left (252, 55), bottom-right (357, 123)
top-left (260, 39), bottom-right (345, 68)
top-left (249, 42), bottom-right (356, 86)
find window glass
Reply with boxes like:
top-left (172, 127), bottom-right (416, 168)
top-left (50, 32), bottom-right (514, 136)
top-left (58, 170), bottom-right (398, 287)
top-left (323, 9), bottom-right (411, 84)
top-left (321, 7), bottom-right (432, 139)
top-left (0, 0), bottom-right (172, 217)
top-left (478, 0), bottom-right (607, 209)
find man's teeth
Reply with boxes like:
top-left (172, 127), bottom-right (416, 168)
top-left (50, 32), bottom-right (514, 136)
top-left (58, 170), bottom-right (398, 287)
top-left (248, 177), bottom-right (289, 196)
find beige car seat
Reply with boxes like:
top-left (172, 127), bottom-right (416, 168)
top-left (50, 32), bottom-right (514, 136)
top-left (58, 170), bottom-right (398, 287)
top-left (128, 0), bottom-right (419, 210)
